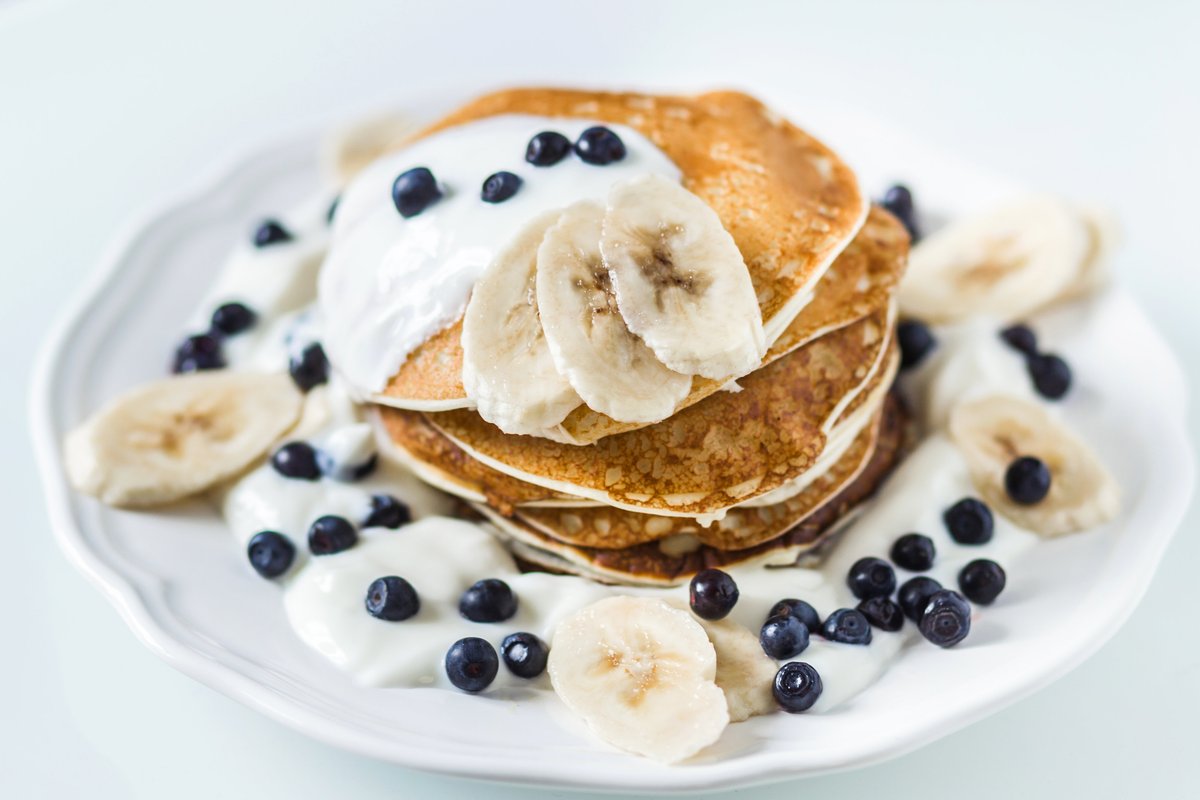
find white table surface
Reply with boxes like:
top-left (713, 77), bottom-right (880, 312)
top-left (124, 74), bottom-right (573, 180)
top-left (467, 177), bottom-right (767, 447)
top-left (4, 0), bottom-right (1198, 796)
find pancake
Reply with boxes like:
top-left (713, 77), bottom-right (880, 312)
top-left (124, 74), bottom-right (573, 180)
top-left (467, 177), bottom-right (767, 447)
top-left (479, 393), bottom-right (906, 586)
top-left (420, 309), bottom-right (894, 519)
top-left (376, 88), bottom-right (871, 415)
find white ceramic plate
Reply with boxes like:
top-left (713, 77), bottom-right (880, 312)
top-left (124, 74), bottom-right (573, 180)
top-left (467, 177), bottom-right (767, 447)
top-left (31, 102), bottom-right (1194, 793)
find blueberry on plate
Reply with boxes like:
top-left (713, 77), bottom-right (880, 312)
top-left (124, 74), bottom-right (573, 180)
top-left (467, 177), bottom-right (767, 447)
top-left (760, 615), bottom-right (810, 660)
top-left (767, 598), bottom-right (821, 632)
top-left (364, 576), bottom-right (420, 621)
top-left (880, 184), bottom-right (921, 242)
top-left (289, 342), bottom-right (330, 392)
top-left (307, 515), bottom-right (357, 555)
top-left (172, 333), bottom-right (225, 373)
top-left (918, 590), bottom-right (972, 647)
top-left (1000, 323), bottom-right (1038, 356)
top-left (773, 662), bottom-right (823, 713)
top-left (890, 532), bottom-right (935, 571)
top-left (253, 219), bottom-right (292, 247)
top-left (363, 494), bottom-right (412, 529)
top-left (857, 596), bottom-right (905, 632)
top-left (392, 167), bottom-right (442, 218)
top-left (821, 608), bottom-right (872, 645)
top-left (210, 302), bottom-right (257, 336)
top-left (501, 632), bottom-right (549, 679)
top-left (270, 441), bottom-right (322, 480)
top-left (898, 576), bottom-right (943, 622)
top-left (688, 568), bottom-right (739, 620)
top-left (525, 131), bottom-right (572, 166)
top-left (574, 126), bottom-right (626, 165)
top-left (943, 497), bottom-right (994, 544)
top-left (445, 637), bottom-right (499, 693)
top-left (246, 530), bottom-right (295, 579)
top-left (846, 556), bottom-right (897, 600)
top-left (459, 578), bottom-right (518, 622)
top-left (481, 171), bottom-right (522, 203)
top-left (897, 319), bottom-right (936, 370)
top-left (958, 559), bottom-right (1007, 605)
top-left (1027, 353), bottom-right (1072, 399)
top-left (1005, 456), bottom-right (1051, 504)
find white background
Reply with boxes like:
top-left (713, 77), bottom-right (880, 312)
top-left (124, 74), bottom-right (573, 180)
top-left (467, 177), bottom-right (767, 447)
top-left (3, 0), bottom-right (1198, 797)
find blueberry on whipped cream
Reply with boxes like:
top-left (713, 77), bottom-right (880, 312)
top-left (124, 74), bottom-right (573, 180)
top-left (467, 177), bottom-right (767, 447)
top-left (846, 557), bottom-right (897, 600)
top-left (857, 596), bottom-right (905, 631)
top-left (459, 578), bottom-right (518, 623)
top-left (1000, 323), bottom-right (1038, 356)
top-left (943, 497), bottom-right (994, 544)
top-left (898, 576), bottom-right (943, 622)
top-left (890, 533), bottom-right (935, 572)
top-left (172, 333), bottom-right (225, 373)
top-left (445, 637), bottom-right (499, 693)
top-left (363, 494), bottom-right (411, 529)
top-left (1028, 353), bottom-right (1073, 399)
top-left (480, 171), bottom-right (522, 203)
top-left (392, 167), bottom-right (442, 218)
top-left (574, 126), bottom-right (626, 165)
top-left (688, 569), bottom-right (739, 620)
top-left (897, 319), bottom-right (935, 370)
top-left (958, 559), bottom-right (1007, 605)
top-left (767, 598), bottom-right (821, 632)
top-left (501, 632), bottom-right (549, 679)
top-left (821, 608), bottom-right (872, 645)
top-left (759, 615), bottom-right (810, 660)
top-left (918, 590), bottom-right (972, 647)
top-left (1005, 456), bottom-right (1051, 504)
top-left (525, 131), bottom-right (571, 166)
top-left (364, 576), bottom-right (420, 621)
top-left (252, 219), bottom-right (292, 247)
top-left (773, 662), bottom-right (823, 713)
top-left (879, 183), bottom-right (920, 242)
top-left (289, 342), bottom-right (330, 392)
top-left (210, 301), bottom-right (257, 336)
top-left (270, 441), bottom-right (321, 480)
top-left (246, 531), bottom-right (295, 579)
top-left (307, 515), bottom-right (357, 555)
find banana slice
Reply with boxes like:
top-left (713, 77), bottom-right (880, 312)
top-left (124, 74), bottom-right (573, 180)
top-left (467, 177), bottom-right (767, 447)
top-left (899, 195), bottom-right (1091, 324)
top-left (601, 175), bottom-right (765, 380)
top-left (321, 112), bottom-right (417, 186)
top-left (462, 211), bottom-right (581, 436)
top-left (694, 615), bottom-right (777, 722)
top-left (65, 371), bottom-right (303, 508)
top-left (948, 394), bottom-right (1120, 536)
top-left (536, 201), bottom-right (691, 424)
top-left (548, 596), bottom-right (729, 763)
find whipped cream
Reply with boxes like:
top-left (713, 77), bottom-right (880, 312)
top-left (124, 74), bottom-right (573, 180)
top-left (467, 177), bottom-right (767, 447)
top-left (318, 114), bottom-right (682, 395)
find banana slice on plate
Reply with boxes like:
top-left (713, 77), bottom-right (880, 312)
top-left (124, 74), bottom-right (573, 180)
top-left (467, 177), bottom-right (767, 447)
top-left (65, 371), bottom-right (303, 508)
top-left (601, 175), bottom-right (766, 380)
top-left (948, 394), bottom-right (1120, 536)
top-left (694, 615), bottom-right (777, 722)
top-left (548, 596), bottom-right (729, 763)
top-left (899, 195), bottom-right (1091, 324)
top-left (536, 201), bottom-right (692, 424)
top-left (462, 211), bottom-right (581, 436)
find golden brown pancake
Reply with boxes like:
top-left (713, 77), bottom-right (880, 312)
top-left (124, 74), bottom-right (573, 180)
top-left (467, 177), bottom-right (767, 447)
top-left (375, 88), bottom-right (871, 416)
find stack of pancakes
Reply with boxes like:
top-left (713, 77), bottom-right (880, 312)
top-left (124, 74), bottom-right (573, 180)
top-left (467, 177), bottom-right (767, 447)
top-left (365, 89), bottom-right (910, 586)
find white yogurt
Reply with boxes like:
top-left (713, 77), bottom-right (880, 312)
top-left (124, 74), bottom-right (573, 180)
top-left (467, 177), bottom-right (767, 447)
top-left (317, 114), bottom-right (682, 395)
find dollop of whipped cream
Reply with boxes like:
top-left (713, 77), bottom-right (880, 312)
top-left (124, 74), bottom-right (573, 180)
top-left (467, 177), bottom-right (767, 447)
top-left (317, 114), bottom-right (681, 396)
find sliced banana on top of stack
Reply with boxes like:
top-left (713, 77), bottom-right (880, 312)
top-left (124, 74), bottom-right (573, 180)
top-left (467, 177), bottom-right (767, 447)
top-left (949, 394), bottom-right (1120, 536)
top-left (899, 195), bottom-right (1111, 324)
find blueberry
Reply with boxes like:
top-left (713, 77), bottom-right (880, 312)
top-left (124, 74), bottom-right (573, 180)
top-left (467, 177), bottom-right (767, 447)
top-left (501, 632), bottom-right (549, 679)
top-left (445, 637), bottom-right (499, 693)
top-left (270, 441), bottom-right (322, 480)
top-left (857, 596), bottom-right (905, 632)
top-left (897, 320), bottom-right (936, 370)
top-left (760, 615), bottom-right (810, 660)
top-left (574, 126), bottom-right (626, 165)
top-left (210, 302), bottom-right (257, 336)
top-left (880, 184), bottom-right (921, 242)
top-left (688, 568), bottom-right (739, 620)
top-left (1000, 323), bottom-right (1038, 356)
top-left (767, 599), bottom-right (822, 632)
top-left (326, 195), bottom-right (340, 225)
top-left (459, 578), bottom-right (518, 622)
top-left (890, 533), bottom-right (936, 572)
top-left (289, 343), bottom-right (330, 392)
top-left (958, 559), bottom-right (1007, 605)
top-left (172, 334), bottom-right (225, 373)
top-left (1028, 353), bottom-right (1072, 399)
top-left (846, 557), bottom-right (897, 600)
top-left (246, 530), bottom-right (295, 579)
top-left (363, 494), bottom-right (412, 529)
top-left (943, 497), bottom-right (994, 545)
top-left (918, 590), bottom-right (972, 647)
top-left (253, 219), bottom-right (292, 247)
top-left (1005, 456), bottom-right (1051, 505)
top-left (364, 576), bottom-right (420, 621)
top-left (773, 662), bottom-right (823, 713)
top-left (392, 167), bottom-right (442, 218)
top-left (898, 576), bottom-right (943, 621)
top-left (525, 131), bottom-right (572, 166)
top-left (481, 171), bottom-right (522, 203)
top-left (307, 515), bottom-right (357, 555)
top-left (821, 608), bottom-right (872, 645)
